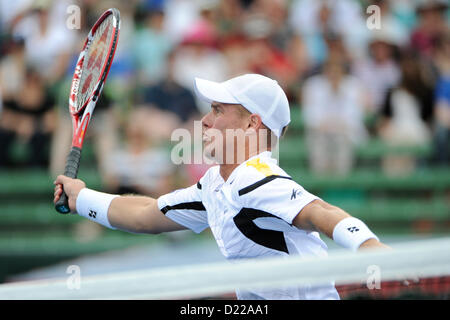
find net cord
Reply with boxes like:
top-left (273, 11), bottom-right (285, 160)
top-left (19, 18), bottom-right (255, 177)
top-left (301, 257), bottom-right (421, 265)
top-left (0, 237), bottom-right (449, 299)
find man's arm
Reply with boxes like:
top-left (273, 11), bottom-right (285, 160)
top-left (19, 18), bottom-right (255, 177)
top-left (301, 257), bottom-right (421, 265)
top-left (293, 199), bottom-right (390, 251)
top-left (53, 175), bottom-right (186, 234)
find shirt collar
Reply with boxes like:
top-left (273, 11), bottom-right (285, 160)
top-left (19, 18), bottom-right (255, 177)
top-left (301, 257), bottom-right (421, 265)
top-left (225, 150), bottom-right (274, 184)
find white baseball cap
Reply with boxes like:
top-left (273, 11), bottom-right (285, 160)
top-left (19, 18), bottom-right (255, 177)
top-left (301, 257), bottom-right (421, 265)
top-left (194, 74), bottom-right (290, 137)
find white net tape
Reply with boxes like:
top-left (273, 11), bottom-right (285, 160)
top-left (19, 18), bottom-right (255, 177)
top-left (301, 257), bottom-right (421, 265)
top-left (0, 237), bottom-right (449, 300)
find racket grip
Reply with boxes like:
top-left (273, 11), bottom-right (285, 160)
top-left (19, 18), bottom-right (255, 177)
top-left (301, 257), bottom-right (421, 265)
top-left (55, 146), bottom-right (82, 214)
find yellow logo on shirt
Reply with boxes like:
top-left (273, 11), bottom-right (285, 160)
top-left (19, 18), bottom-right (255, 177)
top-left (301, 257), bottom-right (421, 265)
top-left (246, 158), bottom-right (274, 177)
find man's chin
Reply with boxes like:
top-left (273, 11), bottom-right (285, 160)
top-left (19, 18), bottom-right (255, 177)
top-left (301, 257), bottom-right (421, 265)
top-left (203, 146), bottom-right (225, 165)
top-left (203, 147), bottom-right (218, 163)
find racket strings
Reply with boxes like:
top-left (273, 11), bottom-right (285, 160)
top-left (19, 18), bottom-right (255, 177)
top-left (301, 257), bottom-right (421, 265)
top-left (77, 15), bottom-right (114, 111)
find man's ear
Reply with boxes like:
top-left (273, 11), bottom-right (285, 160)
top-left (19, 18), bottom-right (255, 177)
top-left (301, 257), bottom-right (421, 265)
top-left (247, 114), bottom-right (263, 131)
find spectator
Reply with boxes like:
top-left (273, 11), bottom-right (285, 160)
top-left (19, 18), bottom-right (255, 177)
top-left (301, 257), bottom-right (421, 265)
top-left (432, 32), bottom-right (450, 165)
top-left (289, 0), bottom-right (369, 67)
top-left (353, 29), bottom-right (401, 115)
top-left (302, 54), bottom-right (368, 175)
top-left (368, 0), bottom-right (410, 47)
top-left (220, 35), bottom-right (253, 78)
top-left (135, 48), bottom-right (207, 185)
top-left (410, 0), bottom-right (449, 58)
top-left (104, 108), bottom-right (176, 197)
top-left (11, 0), bottom-right (77, 85)
top-left (0, 0), bottom-right (33, 33)
top-left (0, 35), bottom-right (26, 102)
top-left (0, 67), bottom-right (56, 168)
top-left (136, 49), bottom-right (200, 140)
top-left (132, 4), bottom-right (173, 86)
top-left (172, 18), bottom-right (229, 113)
top-left (240, 0), bottom-right (300, 94)
top-left (378, 50), bottom-right (435, 175)
top-left (215, 0), bottom-right (245, 37)
top-left (389, 0), bottom-right (420, 33)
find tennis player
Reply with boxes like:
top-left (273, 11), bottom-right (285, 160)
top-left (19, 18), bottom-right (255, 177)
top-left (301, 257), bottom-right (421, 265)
top-left (54, 74), bottom-right (389, 300)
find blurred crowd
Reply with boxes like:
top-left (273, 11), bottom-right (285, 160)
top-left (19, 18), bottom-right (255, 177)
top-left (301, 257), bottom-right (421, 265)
top-left (0, 0), bottom-right (449, 194)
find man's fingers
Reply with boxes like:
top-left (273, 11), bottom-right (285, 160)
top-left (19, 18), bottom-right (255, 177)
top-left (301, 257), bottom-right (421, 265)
top-left (53, 188), bottom-right (61, 203)
top-left (53, 182), bottom-right (64, 204)
top-left (54, 187), bottom-right (62, 197)
top-left (55, 175), bottom-right (70, 185)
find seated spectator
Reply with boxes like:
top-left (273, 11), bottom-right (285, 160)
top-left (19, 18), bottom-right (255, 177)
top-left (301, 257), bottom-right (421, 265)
top-left (0, 35), bottom-right (26, 102)
top-left (136, 49), bottom-right (200, 142)
top-left (368, 0), bottom-right (410, 47)
top-left (0, 67), bottom-right (55, 168)
top-left (220, 35), bottom-right (253, 78)
top-left (353, 29), bottom-right (401, 116)
top-left (135, 48), bottom-right (209, 185)
top-left (132, 4), bottom-right (173, 86)
top-left (104, 108), bottom-right (176, 197)
top-left (11, 0), bottom-right (76, 85)
top-left (378, 50), bottom-right (435, 175)
top-left (302, 55), bottom-right (368, 176)
top-left (172, 18), bottom-right (229, 113)
top-left (432, 32), bottom-right (450, 165)
top-left (240, 3), bottom-right (300, 96)
top-left (410, 0), bottom-right (449, 58)
top-left (289, 0), bottom-right (369, 67)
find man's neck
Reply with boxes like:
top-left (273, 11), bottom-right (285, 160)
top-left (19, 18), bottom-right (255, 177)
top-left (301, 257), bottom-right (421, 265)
top-left (218, 148), bottom-right (270, 181)
top-left (219, 163), bottom-right (240, 182)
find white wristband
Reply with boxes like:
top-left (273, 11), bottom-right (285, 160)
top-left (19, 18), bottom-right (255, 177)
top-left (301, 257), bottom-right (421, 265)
top-left (332, 217), bottom-right (379, 252)
top-left (76, 188), bottom-right (119, 229)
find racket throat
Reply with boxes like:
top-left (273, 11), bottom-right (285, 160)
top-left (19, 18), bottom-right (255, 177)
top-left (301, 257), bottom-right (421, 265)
top-left (72, 112), bottom-right (91, 148)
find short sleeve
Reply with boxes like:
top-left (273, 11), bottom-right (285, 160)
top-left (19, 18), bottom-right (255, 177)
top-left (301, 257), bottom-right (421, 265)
top-left (157, 183), bottom-right (209, 233)
top-left (235, 173), bottom-right (319, 225)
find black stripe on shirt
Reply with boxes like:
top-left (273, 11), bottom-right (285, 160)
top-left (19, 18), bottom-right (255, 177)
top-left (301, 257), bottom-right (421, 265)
top-left (238, 175), bottom-right (293, 196)
top-left (233, 207), bottom-right (289, 254)
top-left (197, 181), bottom-right (202, 190)
top-left (161, 201), bottom-right (206, 214)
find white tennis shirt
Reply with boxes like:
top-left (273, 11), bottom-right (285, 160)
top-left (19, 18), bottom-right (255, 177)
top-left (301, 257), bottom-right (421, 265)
top-left (157, 151), bottom-right (340, 300)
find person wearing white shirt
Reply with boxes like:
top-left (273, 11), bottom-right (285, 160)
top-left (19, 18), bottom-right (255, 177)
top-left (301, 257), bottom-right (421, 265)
top-left (54, 74), bottom-right (389, 300)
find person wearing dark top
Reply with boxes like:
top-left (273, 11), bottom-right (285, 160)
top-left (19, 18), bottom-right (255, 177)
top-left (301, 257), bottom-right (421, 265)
top-left (0, 67), bottom-right (55, 167)
top-left (142, 80), bottom-right (198, 123)
top-left (377, 50), bottom-right (435, 174)
top-left (380, 50), bottom-right (434, 129)
top-left (137, 49), bottom-right (199, 125)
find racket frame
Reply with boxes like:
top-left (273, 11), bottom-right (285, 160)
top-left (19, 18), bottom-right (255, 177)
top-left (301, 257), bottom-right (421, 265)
top-left (55, 8), bottom-right (120, 214)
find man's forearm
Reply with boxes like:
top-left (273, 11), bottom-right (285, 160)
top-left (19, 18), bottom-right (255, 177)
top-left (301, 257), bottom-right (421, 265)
top-left (107, 195), bottom-right (156, 233)
top-left (54, 176), bottom-right (183, 234)
top-left (295, 200), bottom-right (384, 251)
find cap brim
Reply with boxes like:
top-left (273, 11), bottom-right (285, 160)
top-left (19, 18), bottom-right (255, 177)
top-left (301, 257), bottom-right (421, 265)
top-left (194, 78), bottom-right (239, 104)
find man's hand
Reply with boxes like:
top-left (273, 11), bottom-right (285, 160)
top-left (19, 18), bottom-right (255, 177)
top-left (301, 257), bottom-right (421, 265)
top-left (53, 175), bottom-right (86, 213)
top-left (358, 238), bottom-right (392, 251)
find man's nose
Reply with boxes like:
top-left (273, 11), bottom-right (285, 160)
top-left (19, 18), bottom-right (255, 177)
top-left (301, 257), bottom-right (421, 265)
top-left (201, 112), bottom-right (212, 129)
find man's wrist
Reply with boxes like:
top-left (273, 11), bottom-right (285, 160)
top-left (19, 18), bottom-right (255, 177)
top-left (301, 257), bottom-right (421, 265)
top-left (332, 217), bottom-right (379, 252)
top-left (76, 188), bottom-right (119, 229)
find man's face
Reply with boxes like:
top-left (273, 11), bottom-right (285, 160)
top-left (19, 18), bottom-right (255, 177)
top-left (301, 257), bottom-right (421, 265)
top-left (201, 102), bottom-right (249, 164)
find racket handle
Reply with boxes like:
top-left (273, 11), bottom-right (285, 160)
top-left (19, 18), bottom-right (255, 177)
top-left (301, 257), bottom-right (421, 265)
top-left (55, 146), bottom-right (82, 214)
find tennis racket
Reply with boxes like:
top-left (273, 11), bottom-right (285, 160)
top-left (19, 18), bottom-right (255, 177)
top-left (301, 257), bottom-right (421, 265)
top-left (55, 8), bottom-right (120, 214)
